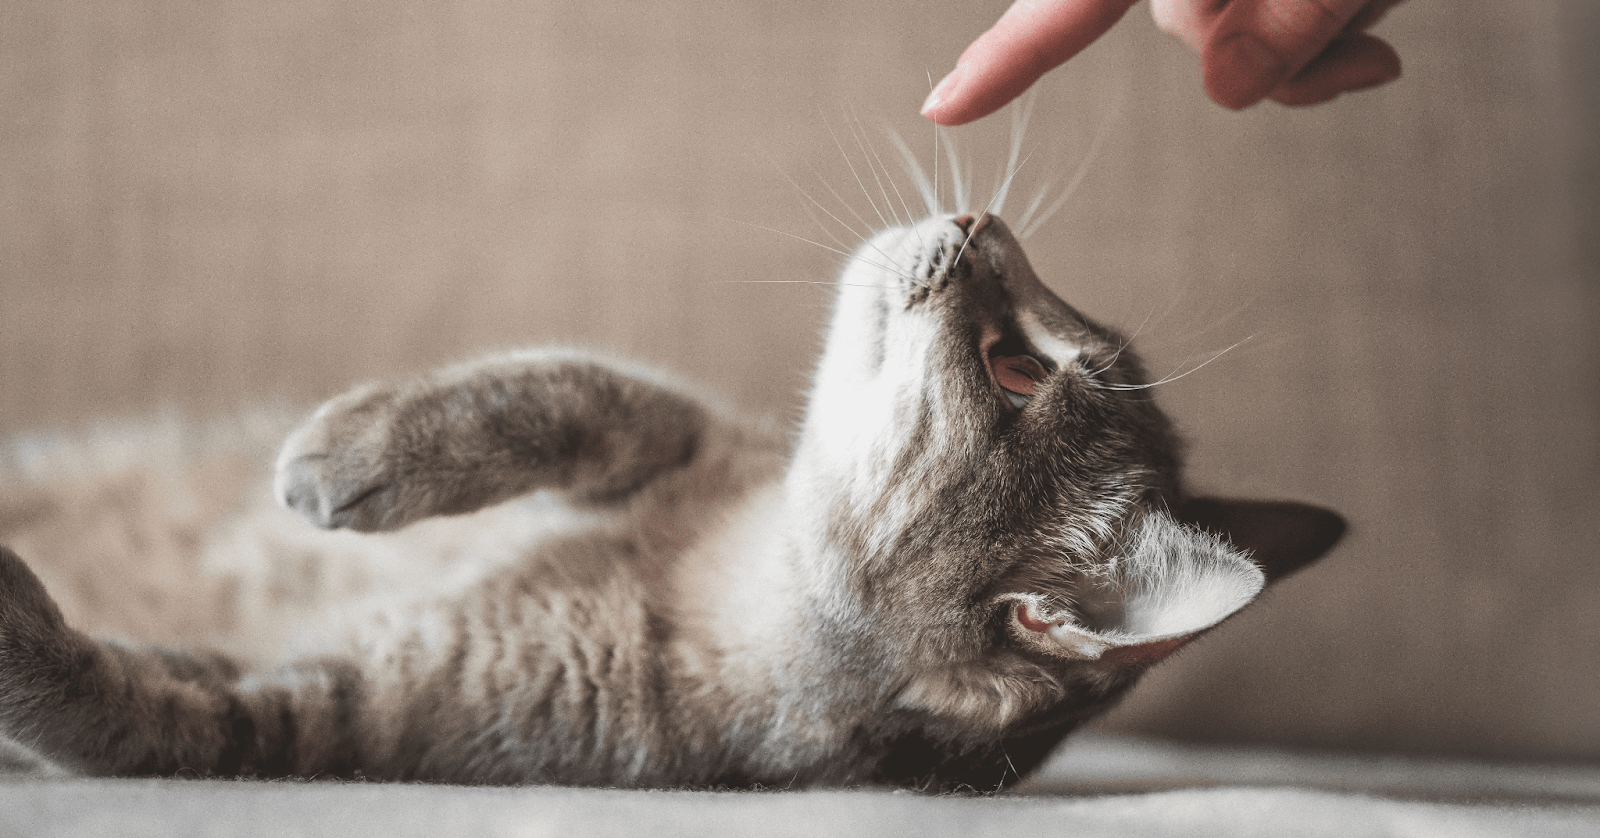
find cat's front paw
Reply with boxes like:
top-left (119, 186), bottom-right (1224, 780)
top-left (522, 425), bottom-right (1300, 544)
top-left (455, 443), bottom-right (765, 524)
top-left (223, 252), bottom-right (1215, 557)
top-left (274, 384), bottom-right (413, 532)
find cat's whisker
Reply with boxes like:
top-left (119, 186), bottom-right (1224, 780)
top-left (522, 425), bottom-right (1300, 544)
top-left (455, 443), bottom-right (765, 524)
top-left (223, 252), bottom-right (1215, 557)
top-left (825, 113), bottom-right (894, 232)
top-left (852, 116), bottom-right (940, 274)
top-left (811, 117), bottom-right (932, 288)
top-left (1093, 263), bottom-right (1253, 381)
top-left (1090, 331), bottom-right (1140, 380)
top-left (849, 235), bottom-right (929, 289)
top-left (953, 149), bottom-right (1033, 272)
top-left (766, 153), bottom-right (870, 250)
top-left (885, 130), bottom-right (937, 217)
top-left (800, 159), bottom-right (902, 262)
top-left (1092, 296), bottom-right (1173, 379)
top-left (941, 130), bottom-right (968, 214)
top-left (1016, 141), bottom-right (1096, 241)
top-left (856, 115), bottom-right (922, 236)
top-left (1158, 290), bottom-right (1257, 348)
top-left (714, 217), bottom-right (924, 291)
top-left (1090, 346), bottom-right (1128, 381)
top-left (1018, 91), bottom-right (1122, 240)
top-left (990, 91), bottom-right (1036, 217)
top-left (1097, 336), bottom-right (1253, 391)
top-left (791, 146), bottom-right (871, 251)
top-left (725, 280), bottom-right (891, 289)
top-left (713, 216), bottom-right (875, 269)
top-left (784, 153), bottom-right (873, 243)
top-left (795, 194), bottom-right (858, 257)
top-left (844, 105), bottom-right (909, 230)
top-left (843, 108), bottom-right (939, 281)
top-left (767, 155), bottom-right (927, 289)
top-left (992, 144), bottom-right (1037, 226)
top-left (1014, 171), bottom-right (1061, 237)
top-left (779, 161), bottom-right (863, 260)
top-left (947, 121), bottom-right (1033, 271)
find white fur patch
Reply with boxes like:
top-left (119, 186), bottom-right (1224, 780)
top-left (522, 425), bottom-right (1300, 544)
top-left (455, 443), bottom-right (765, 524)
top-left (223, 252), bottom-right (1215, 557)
top-left (1016, 308), bottom-right (1082, 366)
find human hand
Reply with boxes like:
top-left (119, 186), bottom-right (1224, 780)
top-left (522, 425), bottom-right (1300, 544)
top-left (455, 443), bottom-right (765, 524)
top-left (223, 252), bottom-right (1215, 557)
top-left (921, 0), bottom-right (1404, 125)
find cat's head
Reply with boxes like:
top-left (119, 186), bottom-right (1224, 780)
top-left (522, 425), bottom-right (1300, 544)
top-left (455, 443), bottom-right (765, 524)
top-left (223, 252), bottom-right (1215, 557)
top-left (789, 213), bottom-right (1342, 734)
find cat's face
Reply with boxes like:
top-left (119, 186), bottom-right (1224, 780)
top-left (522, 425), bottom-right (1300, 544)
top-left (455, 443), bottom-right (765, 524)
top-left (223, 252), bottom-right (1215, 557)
top-left (792, 213), bottom-right (1268, 734)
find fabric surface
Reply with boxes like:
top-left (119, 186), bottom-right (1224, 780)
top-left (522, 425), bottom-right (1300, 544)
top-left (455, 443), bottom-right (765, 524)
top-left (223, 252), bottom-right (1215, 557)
top-left (4, 736), bottom-right (1598, 838)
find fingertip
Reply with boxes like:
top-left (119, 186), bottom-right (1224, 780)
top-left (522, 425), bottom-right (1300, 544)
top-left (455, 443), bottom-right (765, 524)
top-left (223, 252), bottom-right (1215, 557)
top-left (921, 64), bottom-right (982, 126)
top-left (920, 93), bottom-right (983, 127)
top-left (921, 106), bottom-right (979, 127)
top-left (919, 61), bottom-right (1022, 126)
top-left (921, 101), bottom-right (1000, 127)
top-left (923, 0), bottom-right (1138, 124)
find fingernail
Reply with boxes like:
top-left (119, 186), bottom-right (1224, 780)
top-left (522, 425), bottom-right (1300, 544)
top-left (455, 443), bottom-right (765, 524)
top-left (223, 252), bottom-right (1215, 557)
top-left (921, 64), bottom-right (966, 117)
top-left (1206, 33), bottom-right (1284, 110)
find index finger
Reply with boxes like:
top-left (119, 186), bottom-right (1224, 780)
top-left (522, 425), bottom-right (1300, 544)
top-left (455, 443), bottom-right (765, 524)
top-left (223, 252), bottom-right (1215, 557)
top-left (923, 0), bottom-right (1140, 126)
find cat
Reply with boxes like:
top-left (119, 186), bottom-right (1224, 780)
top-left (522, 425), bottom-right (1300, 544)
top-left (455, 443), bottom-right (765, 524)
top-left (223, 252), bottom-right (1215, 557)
top-left (0, 211), bottom-right (1343, 790)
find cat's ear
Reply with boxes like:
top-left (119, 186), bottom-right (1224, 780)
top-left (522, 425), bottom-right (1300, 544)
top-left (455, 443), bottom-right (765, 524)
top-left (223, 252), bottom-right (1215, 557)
top-left (1174, 497), bottom-right (1346, 584)
top-left (1001, 501), bottom-right (1344, 667)
top-left (1000, 510), bottom-right (1265, 666)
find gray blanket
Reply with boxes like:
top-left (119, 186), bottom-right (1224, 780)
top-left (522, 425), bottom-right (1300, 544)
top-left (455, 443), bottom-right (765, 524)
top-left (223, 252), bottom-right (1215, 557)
top-left (6, 735), bottom-right (1597, 837)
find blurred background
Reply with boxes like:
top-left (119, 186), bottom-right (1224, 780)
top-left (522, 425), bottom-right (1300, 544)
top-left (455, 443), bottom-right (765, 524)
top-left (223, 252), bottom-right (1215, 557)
top-left (2, 1), bottom-right (1595, 762)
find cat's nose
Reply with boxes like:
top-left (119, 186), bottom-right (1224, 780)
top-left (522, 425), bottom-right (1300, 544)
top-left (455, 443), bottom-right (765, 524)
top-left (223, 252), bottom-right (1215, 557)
top-left (952, 213), bottom-right (990, 234)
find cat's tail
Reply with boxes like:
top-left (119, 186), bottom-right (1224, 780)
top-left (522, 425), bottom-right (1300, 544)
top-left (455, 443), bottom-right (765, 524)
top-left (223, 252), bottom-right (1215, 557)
top-left (0, 545), bottom-right (363, 778)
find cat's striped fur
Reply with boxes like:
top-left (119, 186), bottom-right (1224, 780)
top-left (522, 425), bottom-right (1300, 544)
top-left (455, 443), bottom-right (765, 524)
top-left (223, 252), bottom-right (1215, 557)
top-left (0, 213), bottom-right (1342, 789)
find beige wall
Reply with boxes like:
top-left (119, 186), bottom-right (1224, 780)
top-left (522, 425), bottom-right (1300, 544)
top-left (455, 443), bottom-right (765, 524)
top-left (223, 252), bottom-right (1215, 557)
top-left (3, 1), bottom-right (1596, 761)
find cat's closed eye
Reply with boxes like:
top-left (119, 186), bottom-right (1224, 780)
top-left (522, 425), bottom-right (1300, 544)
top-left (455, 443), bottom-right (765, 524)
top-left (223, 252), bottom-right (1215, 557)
top-left (992, 354), bottom-right (1048, 408)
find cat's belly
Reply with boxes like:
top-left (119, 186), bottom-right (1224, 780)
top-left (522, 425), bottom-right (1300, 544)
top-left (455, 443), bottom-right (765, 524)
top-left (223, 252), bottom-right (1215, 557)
top-left (1, 435), bottom-right (617, 667)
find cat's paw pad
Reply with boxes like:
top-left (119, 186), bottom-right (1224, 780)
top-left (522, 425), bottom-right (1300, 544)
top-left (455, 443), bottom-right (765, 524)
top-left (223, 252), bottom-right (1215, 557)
top-left (273, 385), bottom-right (409, 532)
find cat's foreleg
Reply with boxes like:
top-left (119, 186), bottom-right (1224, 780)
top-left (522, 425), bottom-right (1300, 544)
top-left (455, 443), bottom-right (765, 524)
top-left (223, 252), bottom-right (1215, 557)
top-left (274, 352), bottom-right (710, 531)
top-left (0, 546), bottom-right (364, 777)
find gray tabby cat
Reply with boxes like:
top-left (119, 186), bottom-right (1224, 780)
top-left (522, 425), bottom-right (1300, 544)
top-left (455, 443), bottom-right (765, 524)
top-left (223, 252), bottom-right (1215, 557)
top-left (0, 212), bottom-right (1341, 789)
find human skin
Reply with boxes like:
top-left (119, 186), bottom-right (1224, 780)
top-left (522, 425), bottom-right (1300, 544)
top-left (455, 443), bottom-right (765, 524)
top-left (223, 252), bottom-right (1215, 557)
top-left (921, 0), bottom-right (1404, 125)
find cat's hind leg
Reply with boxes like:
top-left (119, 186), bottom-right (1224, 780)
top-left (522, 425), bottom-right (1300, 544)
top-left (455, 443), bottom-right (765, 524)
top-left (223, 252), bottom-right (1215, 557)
top-left (0, 545), bottom-right (363, 777)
